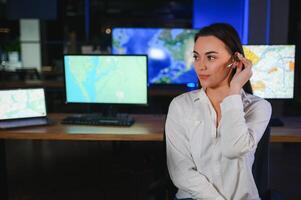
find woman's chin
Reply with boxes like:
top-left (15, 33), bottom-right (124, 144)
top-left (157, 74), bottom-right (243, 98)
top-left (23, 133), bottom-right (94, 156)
top-left (199, 81), bottom-right (210, 88)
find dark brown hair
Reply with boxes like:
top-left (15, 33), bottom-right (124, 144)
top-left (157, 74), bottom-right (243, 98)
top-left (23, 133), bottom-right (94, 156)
top-left (194, 23), bottom-right (253, 94)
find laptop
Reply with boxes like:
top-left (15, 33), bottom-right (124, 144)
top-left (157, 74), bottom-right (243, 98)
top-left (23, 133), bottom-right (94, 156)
top-left (0, 88), bottom-right (52, 129)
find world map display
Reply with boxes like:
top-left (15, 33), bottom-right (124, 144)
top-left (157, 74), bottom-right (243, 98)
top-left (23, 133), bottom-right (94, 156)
top-left (112, 28), bottom-right (199, 84)
top-left (0, 89), bottom-right (46, 120)
top-left (64, 55), bottom-right (147, 104)
top-left (244, 45), bottom-right (295, 99)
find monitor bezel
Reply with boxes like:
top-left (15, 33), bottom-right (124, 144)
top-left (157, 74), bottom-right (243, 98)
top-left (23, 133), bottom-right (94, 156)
top-left (63, 54), bottom-right (149, 106)
top-left (111, 27), bottom-right (199, 86)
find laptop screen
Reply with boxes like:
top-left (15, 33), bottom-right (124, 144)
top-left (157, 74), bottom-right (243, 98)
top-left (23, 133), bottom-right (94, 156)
top-left (0, 88), bottom-right (47, 120)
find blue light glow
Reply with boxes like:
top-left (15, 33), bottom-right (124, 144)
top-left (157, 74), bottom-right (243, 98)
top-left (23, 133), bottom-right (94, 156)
top-left (187, 82), bottom-right (196, 88)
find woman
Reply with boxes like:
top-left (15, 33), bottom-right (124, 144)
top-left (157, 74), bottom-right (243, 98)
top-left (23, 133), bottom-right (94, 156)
top-left (165, 23), bottom-right (272, 200)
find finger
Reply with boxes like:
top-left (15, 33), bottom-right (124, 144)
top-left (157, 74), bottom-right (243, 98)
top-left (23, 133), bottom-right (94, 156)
top-left (244, 59), bottom-right (252, 68)
top-left (237, 53), bottom-right (252, 68)
top-left (242, 64), bottom-right (253, 79)
top-left (232, 60), bottom-right (243, 69)
top-left (238, 61), bottom-right (244, 68)
top-left (235, 64), bottom-right (242, 74)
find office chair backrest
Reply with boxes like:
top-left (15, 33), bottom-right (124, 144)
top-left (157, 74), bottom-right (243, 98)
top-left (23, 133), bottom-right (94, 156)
top-left (252, 126), bottom-right (271, 199)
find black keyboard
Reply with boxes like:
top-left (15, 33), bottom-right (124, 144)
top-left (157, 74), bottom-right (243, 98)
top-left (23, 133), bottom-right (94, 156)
top-left (61, 114), bottom-right (134, 126)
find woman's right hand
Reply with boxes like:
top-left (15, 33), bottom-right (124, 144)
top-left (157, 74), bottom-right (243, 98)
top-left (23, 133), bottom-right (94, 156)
top-left (229, 52), bottom-right (253, 95)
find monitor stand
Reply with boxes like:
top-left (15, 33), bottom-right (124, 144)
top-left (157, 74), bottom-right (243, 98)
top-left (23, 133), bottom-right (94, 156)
top-left (88, 105), bottom-right (134, 126)
top-left (102, 105), bottom-right (118, 118)
top-left (102, 105), bottom-right (136, 126)
top-left (269, 117), bottom-right (284, 127)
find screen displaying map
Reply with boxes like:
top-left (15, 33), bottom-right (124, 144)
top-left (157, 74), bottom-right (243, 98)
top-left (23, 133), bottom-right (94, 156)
top-left (112, 28), bottom-right (199, 85)
top-left (112, 29), bottom-right (295, 99)
top-left (0, 88), bottom-right (46, 120)
top-left (244, 45), bottom-right (295, 99)
top-left (64, 55), bottom-right (148, 104)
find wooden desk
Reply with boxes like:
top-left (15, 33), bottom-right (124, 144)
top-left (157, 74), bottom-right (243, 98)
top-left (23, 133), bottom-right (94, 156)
top-left (270, 117), bottom-right (301, 143)
top-left (0, 114), bottom-right (301, 142)
top-left (0, 114), bottom-right (166, 141)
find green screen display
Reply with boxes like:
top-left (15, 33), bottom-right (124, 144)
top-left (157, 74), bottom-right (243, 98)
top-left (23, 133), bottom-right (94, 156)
top-left (64, 55), bottom-right (148, 104)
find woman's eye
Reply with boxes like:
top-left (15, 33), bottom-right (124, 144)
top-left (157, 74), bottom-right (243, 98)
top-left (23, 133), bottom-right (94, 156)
top-left (193, 55), bottom-right (199, 61)
top-left (207, 55), bottom-right (215, 60)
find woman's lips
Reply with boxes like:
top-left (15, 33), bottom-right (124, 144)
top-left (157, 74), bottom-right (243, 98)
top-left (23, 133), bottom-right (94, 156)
top-left (199, 75), bottom-right (210, 80)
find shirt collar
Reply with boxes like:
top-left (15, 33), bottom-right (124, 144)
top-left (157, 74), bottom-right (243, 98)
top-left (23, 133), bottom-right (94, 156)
top-left (190, 88), bottom-right (207, 103)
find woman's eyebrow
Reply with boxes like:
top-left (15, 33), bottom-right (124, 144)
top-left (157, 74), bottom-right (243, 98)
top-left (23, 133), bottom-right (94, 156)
top-left (193, 50), bottom-right (199, 55)
top-left (193, 50), bottom-right (219, 55)
top-left (205, 51), bottom-right (218, 55)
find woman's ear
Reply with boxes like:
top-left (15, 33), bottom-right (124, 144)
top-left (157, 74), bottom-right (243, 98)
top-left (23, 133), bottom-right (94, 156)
top-left (233, 52), bottom-right (240, 61)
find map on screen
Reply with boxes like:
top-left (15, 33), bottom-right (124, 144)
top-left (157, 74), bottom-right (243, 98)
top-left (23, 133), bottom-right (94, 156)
top-left (0, 88), bottom-right (46, 120)
top-left (112, 28), bottom-right (295, 99)
top-left (112, 28), bottom-right (199, 84)
top-left (243, 45), bottom-right (295, 99)
top-left (64, 55), bottom-right (147, 104)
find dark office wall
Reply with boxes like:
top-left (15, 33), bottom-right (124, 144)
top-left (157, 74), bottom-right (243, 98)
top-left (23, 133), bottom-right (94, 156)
top-left (6, 0), bottom-right (57, 20)
top-left (270, 0), bottom-right (289, 44)
top-left (248, 0), bottom-right (290, 44)
top-left (248, 0), bottom-right (268, 44)
top-left (288, 0), bottom-right (301, 103)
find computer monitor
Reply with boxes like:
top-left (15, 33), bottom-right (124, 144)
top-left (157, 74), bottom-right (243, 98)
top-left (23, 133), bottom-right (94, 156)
top-left (0, 88), bottom-right (46, 120)
top-left (63, 54), bottom-right (148, 126)
top-left (0, 88), bottom-right (51, 129)
top-left (63, 54), bottom-right (148, 105)
top-left (243, 45), bottom-right (295, 99)
top-left (112, 27), bottom-right (199, 86)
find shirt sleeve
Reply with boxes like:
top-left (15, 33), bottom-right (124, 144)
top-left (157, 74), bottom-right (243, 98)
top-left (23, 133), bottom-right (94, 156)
top-left (166, 99), bottom-right (226, 200)
top-left (219, 95), bottom-right (272, 159)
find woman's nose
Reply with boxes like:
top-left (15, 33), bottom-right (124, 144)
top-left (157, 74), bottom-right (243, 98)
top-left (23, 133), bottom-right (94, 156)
top-left (199, 63), bottom-right (207, 70)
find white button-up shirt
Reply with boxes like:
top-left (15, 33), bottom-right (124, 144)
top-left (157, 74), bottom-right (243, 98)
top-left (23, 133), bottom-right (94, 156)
top-left (165, 88), bottom-right (272, 200)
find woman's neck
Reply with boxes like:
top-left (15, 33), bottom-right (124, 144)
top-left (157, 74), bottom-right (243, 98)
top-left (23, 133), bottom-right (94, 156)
top-left (205, 85), bottom-right (232, 104)
top-left (205, 85), bottom-right (232, 128)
